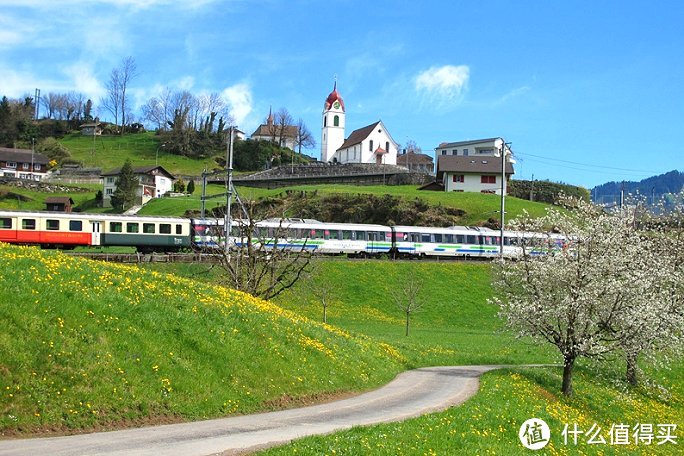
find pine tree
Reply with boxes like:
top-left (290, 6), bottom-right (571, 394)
top-left (186, 179), bottom-right (195, 195)
top-left (110, 159), bottom-right (138, 211)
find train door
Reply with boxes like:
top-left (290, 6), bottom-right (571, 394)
top-left (91, 221), bottom-right (102, 246)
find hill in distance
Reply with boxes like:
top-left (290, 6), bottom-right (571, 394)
top-left (592, 170), bottom-right (684, 204)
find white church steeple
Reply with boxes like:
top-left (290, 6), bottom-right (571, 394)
top-left (321, 81), bottom-right (345, 162)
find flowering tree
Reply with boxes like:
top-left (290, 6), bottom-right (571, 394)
top-left (491, 197), bottom-right (683, 395)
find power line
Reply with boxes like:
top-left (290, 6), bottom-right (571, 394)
top-left (515, 151), bottom-right (661, 175)
top-left (516, 156), bottom-right (654, 178)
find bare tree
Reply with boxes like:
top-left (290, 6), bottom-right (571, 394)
top-left (392, 275), bottom-right (424, 336)
top-left (101, 56), bottom-right (137, 134)
top-left (306, 265), bottom-right (338, 323)
top-left (274, 107), bottom-right (294, 148)
top-left (209, 202), bottom-right (314, 300)
top-left (294, 118), bottom-right (315, 154)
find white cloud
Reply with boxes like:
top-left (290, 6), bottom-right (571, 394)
top-left (415, 65), bottom-right (470, 100)
top-left (221, 82), bottom-right (252, 126)
top-left (62, 63), bottom-right (106, 100)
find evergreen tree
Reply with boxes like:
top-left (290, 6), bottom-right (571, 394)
top-left (110, 159), bottom-right (138, 212)
top-left (186, 179), bottom-right (195, 195)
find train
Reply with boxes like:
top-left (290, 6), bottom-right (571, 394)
top-left (0, 210), bottom-right (563, 259)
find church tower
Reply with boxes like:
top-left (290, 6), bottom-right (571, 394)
top-left (321, 82), bottom-right (345, 162)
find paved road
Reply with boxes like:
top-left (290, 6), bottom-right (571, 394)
top-left (0, 365), bottom-right (502, 456)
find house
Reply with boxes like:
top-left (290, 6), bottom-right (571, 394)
top-left (0, 148), bottom-right (49, 181)
top-left (251, 108), bottom-right (297, 150)
top-left (44, 196), bottom-right (74, 213)
top-left (434, 137), bottom-right (512, 160)
top-left (80, 122), bottom-right (102, 136)
top-left (397, 151), bottom-right (434, 174)
top-left (321, 83), bottom-right (398, 166)
top-left (101, 165), bottom-right (175, 207)
top-left (437, 155), bottom-right (514, 194)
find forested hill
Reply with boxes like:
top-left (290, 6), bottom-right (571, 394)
top-left (592, 170), bottom-right (684, 203)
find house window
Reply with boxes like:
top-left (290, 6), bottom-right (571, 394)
top-left (35, 164), bottom-right (41, 171)
top-left (369, 140), bottom-right (373, 151)
top-left (481, 175), bottom-right (496, 184)
top-left (441, 150), bottom-right (447, 155)
top-left (159, 224), bottom-right (171, 234)
top-left (0, 218), bottom-right (11, 229)
top-left (452, 174), bottom-right (465, 183)
top-left (463, 148), bottom-right (469, 156)
top-left (126, 223), bottom-right (139, 233)
top-left (22, 219), bottom-right (36, 230)
top-left (143, 223), bottom-right (155, 234)
top-left (478, 148), bottom-right (494, 154)
top-left (106, 177), bottom-right (115, 184)
top-left (110, 222), bottom-right (122, 233)
top-left (334, 115), bottom-right (339, 127)
top-left (7, 162), bottom-right (16, 169)
top-left (69, 220), bottom-right (83, 231)
top-left (105, 188), bottom-right (113, 195)
top-left (452, 150), bottom-right (457, 155)
top-left (46, 219), bottom-right (60, 230)
top-left (22, 163), bottom-right (29, 170)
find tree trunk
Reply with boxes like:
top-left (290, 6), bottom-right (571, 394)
top-left (561, 356), bottom-right (575, 396)
top-left (626, 352), bottom-right (639, 386)
top-left (405, 312), bottom-right (410, 336)
top-left (323, 305), bottom-right (327, 324)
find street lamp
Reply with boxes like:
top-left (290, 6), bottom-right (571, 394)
top-left (499, 141), bottom-right (511, 260)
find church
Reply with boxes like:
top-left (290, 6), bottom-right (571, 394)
top-left (320, 83), bottom-right (398, 166)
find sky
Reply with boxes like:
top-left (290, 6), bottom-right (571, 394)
top-left (1, 0), bottom-right (683, 189)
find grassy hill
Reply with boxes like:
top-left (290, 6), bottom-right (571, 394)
top-left (59, 132), bottom-right (217, 176)
top-left (0, 244), bottom-right (403, 435)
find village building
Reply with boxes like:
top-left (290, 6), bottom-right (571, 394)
top-left (250, 108), bottom-right (297, 150)
top-left (79, 122), bottom-right (102, 136)
top-left (397, 151), bottom-right (434, 174)
top-left (44, 196), bottom-right (74, 213)
top-left (0, 148), bottom-right (49, 181)
top-left (321, 83), bottom-right (398, 165)
top-left (101, 165), bottom-right (175, 207)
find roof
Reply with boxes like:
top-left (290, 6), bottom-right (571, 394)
top-left (436, 137), bottom-right (503, 149)
top-left (337, 121), bottom-right (381, 151)
top-left (0, 148), bottom-right (49, 164)
top-left (45, 196), bottom-right (74, 204)
top-left (437, 156), bottom-right (514, 176)
top-left (324, 81), bottom-right (345, 111)
top-left (101, 165), bottom-right (175, 179)
top-left (397, 151), bottom-right (434, 165)
top-left (251, 124), bottom-right (299, 139)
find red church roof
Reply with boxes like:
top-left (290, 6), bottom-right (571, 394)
top-left (324, 82), bottom-right (345, 111)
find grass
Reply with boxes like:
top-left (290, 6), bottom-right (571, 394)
top-left (0, 183), bottom-right (100, 212)
top-left (0, 244), bottom-right (404, 435)
top-left (59, 132), bottom-right (218, 176)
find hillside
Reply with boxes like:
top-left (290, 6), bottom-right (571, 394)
top-left (0, 244), bottom-right (403, 435)
top-left (592, 170), bottom-right (684, 204)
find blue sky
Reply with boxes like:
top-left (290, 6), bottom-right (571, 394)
top-left (1, 0), bottom-right (683, 188)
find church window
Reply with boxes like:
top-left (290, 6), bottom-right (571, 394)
top-left (324, 116), bottom-right (327, 127)
top-left (369, 140), bottom-right (373, 151)
top-left (385, 141), bottom-right (389, 152)
top-left (334, 115), bottom-right (339, 127)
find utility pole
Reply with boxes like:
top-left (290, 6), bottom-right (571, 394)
top-left (529, 173), bottom-right (534, 201)
top-left (225, 126), bottom-right (235, 256)
top-left (499, 142), bottom-right (511, 261)
top-left (200, 169), bottom-right (207, 218)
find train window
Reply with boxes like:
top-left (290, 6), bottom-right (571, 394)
top-left (434, 233), bottom-right (443, 243)
top-left (143, 223), bottom-right (155, 234)
top-left (354, 231), bottom-right (365, 241)
top-left (160, 224), bottom-right (171, 234)
top-left (421, 233), bottom-right (432, 243)
top-left (175, 224), bottom-right (183, 235)
top-left (466, 235), bottom-right (477, 244)
top-left (455, 234), bottom-right (465, 244)
top-left (110, 222), bottom-right (122, 233)
top-left (444, 234), bottom-right (454, 244)
top-left (0, 218), bottom-right (11, 229)
top-left (126, 223), bottom-right (139, 233)
top-left (69, 220), bottom-right (83, 232)
top-left (22, 219), bottom-right (36, 230)
top-left (46, 220), bottom-right (59, 231)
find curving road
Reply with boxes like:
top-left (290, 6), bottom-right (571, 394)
top-left (0, 365), bottom-right (506, 456)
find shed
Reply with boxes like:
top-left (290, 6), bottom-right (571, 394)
top-left (45, 196), bottom-right (75, 213)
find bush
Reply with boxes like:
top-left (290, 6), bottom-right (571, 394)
top-left (508, 179), bottom-right (590, 204)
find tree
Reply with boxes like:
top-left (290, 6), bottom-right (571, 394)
top-left (36, 137), bottom-right (71, 163)
top-left (492, 197), bottom-right (683, 395)
top-left (274, 108), bottom-right (294, 148)
top-left (294, 118), bottom-right (315, 154)
top-left (101, 56), bottom-right (137, 134)
top-left (186, 179), bottom-right (195, 195)
top-left (110, 159), bottom-right (138, 211)
top-left (391, 275), bottom-right (424, 336)
top-left (306, 266), bottom-right (338, 323)
top-left (208, 202), bottom-right (313, 300)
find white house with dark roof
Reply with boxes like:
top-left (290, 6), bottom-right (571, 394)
top-left (434, 137), bottom-right (512, 161)
top-left (321, 83), bottom-right (398, 165)
top-left (0, 147), bottom-right (49, 181)
top-left (101, 165), bottom-right (175, 207)
top-left (437, 155), bottom-right (514, 194)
